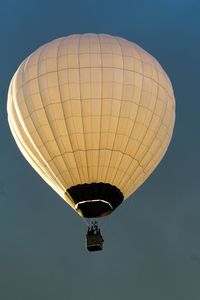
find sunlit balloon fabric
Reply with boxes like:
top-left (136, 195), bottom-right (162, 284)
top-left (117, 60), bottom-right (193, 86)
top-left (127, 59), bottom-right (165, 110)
top-left (7, 34), bottom-right (175, 217)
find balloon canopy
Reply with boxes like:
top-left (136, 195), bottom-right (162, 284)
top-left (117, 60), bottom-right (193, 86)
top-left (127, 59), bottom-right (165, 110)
top-left (7, 34), bottom-right (175, 218)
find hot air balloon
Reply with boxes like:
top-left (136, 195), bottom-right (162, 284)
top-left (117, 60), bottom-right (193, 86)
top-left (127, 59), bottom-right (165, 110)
top-left (7, 34), bottom-right (175, 251)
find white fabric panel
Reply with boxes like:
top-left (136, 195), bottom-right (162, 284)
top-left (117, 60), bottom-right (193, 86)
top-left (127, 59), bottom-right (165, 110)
top-left (7, 33), bottom-right (175, 210)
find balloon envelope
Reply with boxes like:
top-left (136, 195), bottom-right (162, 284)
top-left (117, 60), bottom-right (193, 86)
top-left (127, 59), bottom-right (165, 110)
top-left (7, 34), bottom-right (175, 218)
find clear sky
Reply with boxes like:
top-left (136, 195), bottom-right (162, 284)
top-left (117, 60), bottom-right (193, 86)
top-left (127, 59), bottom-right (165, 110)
top-left (0, 0), bottom-right (200, 299)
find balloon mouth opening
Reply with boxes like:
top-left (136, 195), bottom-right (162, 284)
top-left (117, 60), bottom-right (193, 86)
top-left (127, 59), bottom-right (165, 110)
top-left (75, 200), bottom-right (113, 218)
top-left (67, 182), bottom-right (124, 218)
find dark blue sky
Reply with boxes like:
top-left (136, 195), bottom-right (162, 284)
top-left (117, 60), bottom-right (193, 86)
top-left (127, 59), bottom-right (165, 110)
top-left (0, 1), bottom-right (200, 299)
